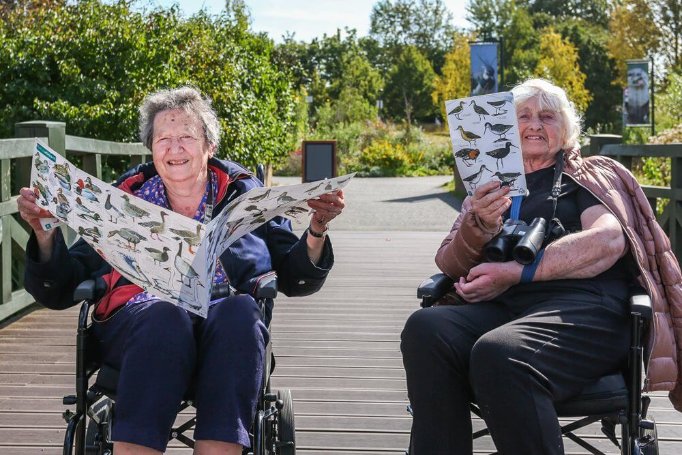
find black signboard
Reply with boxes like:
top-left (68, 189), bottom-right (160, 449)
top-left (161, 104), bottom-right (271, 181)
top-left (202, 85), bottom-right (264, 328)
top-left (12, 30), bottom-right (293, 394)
top-left (302, 141), bottom-right (337, 182)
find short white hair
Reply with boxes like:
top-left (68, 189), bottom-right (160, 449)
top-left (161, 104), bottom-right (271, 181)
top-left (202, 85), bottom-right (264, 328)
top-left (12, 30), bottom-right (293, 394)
top-left (511, 78), bottom-right (582, 150)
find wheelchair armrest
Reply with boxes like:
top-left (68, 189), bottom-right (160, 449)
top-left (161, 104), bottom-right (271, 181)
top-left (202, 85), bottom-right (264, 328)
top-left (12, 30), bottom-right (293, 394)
top-left (417, 273), bottom-right (454, 308)
top-left (73, 278), bottom-right (107, 303)
top-left (254, 272), bottom-right (278, 300)
top-left (630, 292), bottom-right (652, 321)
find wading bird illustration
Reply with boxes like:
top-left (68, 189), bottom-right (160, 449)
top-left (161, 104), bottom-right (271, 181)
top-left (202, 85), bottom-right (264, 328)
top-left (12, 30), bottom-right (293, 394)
top-left (447, 101), bottom-right (466, 120)
top-left (74, 184), bottom-right (99, 203)
top-left (493, 171), bottom-right (522, 188)
top-left (305, 181), bottom-right (325, 194)
top-left (139, 211), bottom-right (169, 240)
top-left (169, 224), bottom-right (203, 254)
top-left (277, 192), bottom-right (295, 204)
top-left (456, 125), bottom-right (481, 147)
top-left (119, 253), bottom-right (152, 287)
top-left (121, 194), bottom-right (150, 221)
top-left (487, 99), bottom-right (510, 116)
top-left (462, 164), bottom-right (492, 191)
top-left (107, 228), bottom-right (147, 251)
top-left (469, 100), bottom-right (490, 121)
top-left (485, 142), bottom-right (519, 170)
top-left (483, 122), bottom-right (514, 142)
top-left (285, 206), bottom-right (310, 217)
top-left (77, 211), bottom-right (103, 223)
top-left (75, 197), bottom-right (95, 215)
top-left (454, 148), bottom-right (480, 167)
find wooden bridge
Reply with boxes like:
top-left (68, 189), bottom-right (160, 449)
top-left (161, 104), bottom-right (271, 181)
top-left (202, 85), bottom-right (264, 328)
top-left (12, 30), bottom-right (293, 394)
top-left (0, 125), bottom-right (682, 453)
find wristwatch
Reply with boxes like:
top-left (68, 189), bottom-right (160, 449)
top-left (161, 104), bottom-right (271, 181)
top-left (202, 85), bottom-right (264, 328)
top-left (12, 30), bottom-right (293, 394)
top-left (308, 223), bottom-right (328, 238)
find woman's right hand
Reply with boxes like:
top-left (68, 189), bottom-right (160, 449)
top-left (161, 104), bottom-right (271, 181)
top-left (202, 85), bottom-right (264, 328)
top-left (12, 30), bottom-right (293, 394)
top-left (17, 187), bottom-right (57, 257)
top-left (470, 180), bottom-right (512, 232)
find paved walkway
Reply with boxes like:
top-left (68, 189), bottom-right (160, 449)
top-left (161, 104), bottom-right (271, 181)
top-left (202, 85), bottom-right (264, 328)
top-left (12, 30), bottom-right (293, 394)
top-left (273, 176), bottom-right (460, 232)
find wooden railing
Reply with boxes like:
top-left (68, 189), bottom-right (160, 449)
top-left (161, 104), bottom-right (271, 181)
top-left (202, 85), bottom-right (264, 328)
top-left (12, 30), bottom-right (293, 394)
top-left (589, 134), bottom-right (682, 263)
top-left (0, 121), bottom-right (149, 322)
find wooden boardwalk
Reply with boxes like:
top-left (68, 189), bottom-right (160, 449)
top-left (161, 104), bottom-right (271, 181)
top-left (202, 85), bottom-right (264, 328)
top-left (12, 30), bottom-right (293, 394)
top-left (1, 231), bottom-right (682, 453)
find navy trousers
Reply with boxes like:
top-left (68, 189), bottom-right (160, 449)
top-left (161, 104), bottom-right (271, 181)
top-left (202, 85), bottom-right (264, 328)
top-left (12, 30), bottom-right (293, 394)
top-left (401, 279), bottom-right (631, 455)
top-left (92, 295), bottom-right (269, 451)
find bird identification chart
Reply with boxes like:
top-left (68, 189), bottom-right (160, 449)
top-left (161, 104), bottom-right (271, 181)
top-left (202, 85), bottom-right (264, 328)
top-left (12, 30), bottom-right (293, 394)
top-left (445, 92), bottom-right (526, 197)
top-left (30, 140), bottom-right (353, 317)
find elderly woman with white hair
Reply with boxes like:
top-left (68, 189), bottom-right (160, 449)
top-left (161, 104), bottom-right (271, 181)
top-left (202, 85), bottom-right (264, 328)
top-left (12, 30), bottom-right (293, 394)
top-left (401, 78), bottom-right (638, 454)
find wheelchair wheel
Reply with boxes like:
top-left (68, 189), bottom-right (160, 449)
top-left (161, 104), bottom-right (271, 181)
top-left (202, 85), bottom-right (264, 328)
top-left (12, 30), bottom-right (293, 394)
top-left (277, 389), bottom-right (295, 455)
top-left (636, 419), bottom-right (659, 455)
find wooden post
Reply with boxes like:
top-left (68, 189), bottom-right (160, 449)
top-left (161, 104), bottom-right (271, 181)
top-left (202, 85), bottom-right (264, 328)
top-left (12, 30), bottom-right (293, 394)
top-left (671, 154), bottom-right (682, 262)
top-left (587, 134), bottom-right (623, 157)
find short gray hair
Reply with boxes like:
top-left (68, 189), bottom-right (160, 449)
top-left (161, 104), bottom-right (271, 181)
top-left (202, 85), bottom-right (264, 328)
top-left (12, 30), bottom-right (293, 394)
top-left (138, 86), bottom-right (221, 150)
top-left (511, 78), bottom-right (582, 150)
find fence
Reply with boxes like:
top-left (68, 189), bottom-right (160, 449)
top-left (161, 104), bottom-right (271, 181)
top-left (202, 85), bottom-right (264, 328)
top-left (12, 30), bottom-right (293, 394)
top-left (0, 121), bottom-right (149, 322)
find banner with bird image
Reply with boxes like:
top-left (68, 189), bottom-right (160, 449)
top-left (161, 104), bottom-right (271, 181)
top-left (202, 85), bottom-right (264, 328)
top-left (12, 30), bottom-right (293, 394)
top-left (445, 92), bottom-right (526, 197)
top-left (30, 139), bottom-right (354, 317)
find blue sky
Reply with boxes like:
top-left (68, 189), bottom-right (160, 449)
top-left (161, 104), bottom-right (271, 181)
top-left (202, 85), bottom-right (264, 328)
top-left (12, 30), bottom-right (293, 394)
top-left (138, 0), bottom-right (471, 43)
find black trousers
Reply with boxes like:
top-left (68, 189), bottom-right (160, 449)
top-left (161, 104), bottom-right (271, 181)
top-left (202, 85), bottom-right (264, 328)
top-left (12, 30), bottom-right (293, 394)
top-left (401, 279), bottom-right (631, 455)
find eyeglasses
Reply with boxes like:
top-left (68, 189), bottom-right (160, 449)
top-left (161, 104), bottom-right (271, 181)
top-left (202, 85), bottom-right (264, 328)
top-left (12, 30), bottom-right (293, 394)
top-left (153, 135), bottom-right (200, 148)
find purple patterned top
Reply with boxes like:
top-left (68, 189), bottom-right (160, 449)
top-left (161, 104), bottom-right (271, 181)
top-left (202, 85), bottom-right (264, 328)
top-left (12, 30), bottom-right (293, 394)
top-left (126, 170), bottom-right (227, 306)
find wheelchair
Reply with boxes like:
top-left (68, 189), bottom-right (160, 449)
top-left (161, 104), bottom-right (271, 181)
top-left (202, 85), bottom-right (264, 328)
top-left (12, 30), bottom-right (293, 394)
top-left (407, 273), bottom-right (659, 455)
top-left (61, 273), bottom-right (296, 455)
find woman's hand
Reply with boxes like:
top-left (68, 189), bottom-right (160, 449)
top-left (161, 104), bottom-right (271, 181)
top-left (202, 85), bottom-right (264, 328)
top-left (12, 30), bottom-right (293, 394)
top-left (454, 261), bottom-right (523, 303)
top-left (470, 181), bottom-right (512, 232)
top-left (307, 190), bottom-right (345, 233)
top-left (17, 187), bottom-right (57, 261)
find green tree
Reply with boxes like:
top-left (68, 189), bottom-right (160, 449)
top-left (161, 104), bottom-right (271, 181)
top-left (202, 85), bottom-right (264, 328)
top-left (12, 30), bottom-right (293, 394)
top-left (369, 0), bottom-right (454, 72)
top-left (652, 0), bottom-right (682, 69)
top-left (384, 46), bottom-right (437, 126)
top-left (0, 0), bottom-right (298, 171)
top-left (607, 0), bottom-right (660, 83)
top-left (534, 29), bottom-right (592, 113)
top-left (521, 0), bottom-right (611, 27)
top-left (432, 32), bottom-right (471, 120)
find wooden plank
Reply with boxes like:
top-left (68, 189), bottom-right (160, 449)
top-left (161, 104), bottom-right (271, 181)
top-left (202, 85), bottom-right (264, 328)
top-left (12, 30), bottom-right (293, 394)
top-left (0, 138), bottom-right (42, 160)
top-left (65, 135), bottom-right (149, 157)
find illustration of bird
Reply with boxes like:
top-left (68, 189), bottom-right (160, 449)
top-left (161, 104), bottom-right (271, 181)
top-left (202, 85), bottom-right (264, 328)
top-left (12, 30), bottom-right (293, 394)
top-left (485, 142), bottom-right (519, 170)
top-left (74, 197), bottom-right (96, 215)
top-left (55, 187), bottom-right (69, 206)
top-left (454, 148), bottom-right (480, 167)
top-left (104, 193), bottom-right (125, 223)
top-left (285, 206), bottom-right (310, 217)
top-left (462, 164), bottom-right (492, 191)
top-left (304, 181), bottom-right (325, 194)
top-left (483, 122), bottom-right (514, 142)
top-left (139, 211), bottom-right (169, 240)
top-left (247, 188), bottom-right (271, 202)
top-left (119, 253), bottom-right (152, 287)
top-left (448, 101), bottom-right (466, 120)
top-left (277, 191), bottom-right (295, 204)
top-left (34, 155), bottom-right (50, 175)
top-left (121, 194), bottom-right (150, 221)
top-left (77, 211), bottom-right (103, 223)
top-left (53, 163), bottom-right (71, 190)
top-left (84, 177), bottom-right (102, 194)
top-left (74, 184), bottom-right (99, 202)
top-left (169, 224), bottom-right (203, 254)
top-left (487, 99), bottom-right (510, 116)
top-left (173, 242), bottom-right (200, 286)
top-left (78, 226), bottom-right (101, 243)
top-left (107, 228), bottom-right (147, 251)
top-left (456, 126), bottom-right (481, 147)
top-left (469, 100), bottom-right (490, 121)
top-left (249, 215), bottom-right (268, 226)
top-left (145, 246), bottom-right (171, 265)
top-left (32, 180), bottom-right (51, 205)
top-left (243, 205), bottom-right (265, 216)
top-left (493, 171), bottom-right (522, 188)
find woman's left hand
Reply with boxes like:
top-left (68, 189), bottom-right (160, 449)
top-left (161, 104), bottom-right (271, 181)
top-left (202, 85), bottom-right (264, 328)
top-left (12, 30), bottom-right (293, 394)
top-left (454, 261), bottom-right (523, 303)
top-left (307, 190), bottom-right (345, 232)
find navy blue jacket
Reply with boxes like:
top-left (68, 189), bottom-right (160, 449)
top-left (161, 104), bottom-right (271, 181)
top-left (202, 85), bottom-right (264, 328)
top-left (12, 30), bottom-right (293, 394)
top-left (24, 158), bottom-right (333, 317)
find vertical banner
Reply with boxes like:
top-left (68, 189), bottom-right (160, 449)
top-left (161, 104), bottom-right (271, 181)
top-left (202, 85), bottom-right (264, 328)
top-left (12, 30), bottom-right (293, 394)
top-left (470, 42), bottom-right (499, 96)
top-left (624, 60), bottom-right (651, 126)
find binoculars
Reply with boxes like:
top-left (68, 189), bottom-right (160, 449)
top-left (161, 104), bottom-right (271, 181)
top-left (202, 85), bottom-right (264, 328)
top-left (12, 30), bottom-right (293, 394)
top-left (484, 218), bottom-right (546, 265)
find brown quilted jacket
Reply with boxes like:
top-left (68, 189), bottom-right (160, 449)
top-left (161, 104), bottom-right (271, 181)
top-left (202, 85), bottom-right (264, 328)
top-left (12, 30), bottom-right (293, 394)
top-left (435, 148), bottom-right (682, 411)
